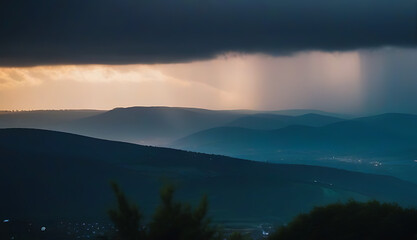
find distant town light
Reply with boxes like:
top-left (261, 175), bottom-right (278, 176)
top-left (3, 219), bottom-right (10, 223)
top-left (41, 226), bottom-right (46, 232)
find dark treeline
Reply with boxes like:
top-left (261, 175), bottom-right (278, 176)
top-left (269, 201), bottom-right (417, 240)
top-left (102, 183), bottom-right (417, 240)
top-left (101, 183), bottom-right (224, 240)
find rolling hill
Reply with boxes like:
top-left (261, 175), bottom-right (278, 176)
top-left (1, 128), bottom-right (417, 226)
top-left (0, 110), bottom-right (103, 128)
top-left (354, 113), bottom-right (417, 137)
top-left (0, 107), bottom-right (347, 145)
top-left (172, 113), bottom-right (417, 183)
top-left (56, 106), bottom-right (246, 145)
top-left (225, 113), bottom-right (343, 130)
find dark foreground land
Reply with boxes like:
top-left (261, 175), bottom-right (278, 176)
top-left (1, 128), bottom-right (417, 239)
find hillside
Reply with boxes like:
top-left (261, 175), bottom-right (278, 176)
top-left (1, 128), bottom-right (417, 225)
top-left (0, 110), bottom-right (103, 128)
top-left (56, 106), bottom-right (247, 145)
top-left (172, 114), bottom-right (417, 183)
top-left (354, 113), bottom-right (417, 137)
top-left (226, 113), bottom-right (343, 130)
top-left (0, 107), bottom-right (347, 145)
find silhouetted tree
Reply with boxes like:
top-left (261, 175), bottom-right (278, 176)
top-left (107, 183), bottom-right (222, 240)
top-left (228, 232), bottom-right (252, 240)
top-left (108, 182), bottom-right (146, 240)
top-left (107, 184), bottom-right (417, 240)
top-left (148, 184), bottom-right (220, 240)
top-left (268, 200), bottom-right (417, 240)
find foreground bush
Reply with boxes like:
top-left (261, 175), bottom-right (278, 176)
top-left (106, 183), bottom-right (222, 240)
top-left (106, 184), bottom-right (417, 240)
top-left (268, 200), bottom-right (417, 240)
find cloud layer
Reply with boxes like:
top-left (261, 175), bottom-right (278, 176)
top-left (1, 0), bottom-right (416, 66)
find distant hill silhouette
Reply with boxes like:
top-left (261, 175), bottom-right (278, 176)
top-left (226, 113), bottom-right (343, 130)
top-left (0, 110), bottom-right (103, 128)
top-left (266, 109), bottom-right (351, 119)
top-left (1, 128), bottom-right (417, 225)
top-left (0, 107), bottom-right (347, 145)
top-left (57, 106), bottom-right (246, 145)
top-left (354, 113), bottom-right (417, 137)
top-left (172, 113), bottom-right (417, 183)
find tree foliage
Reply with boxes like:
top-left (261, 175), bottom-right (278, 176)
top-left (107, 183), bottom-right (221, 240)
top-left (228, 232), bottom-right (252, 240)
top-left (268, 200), bottom-right (417, 240)
top-left (148, 184), bottom-right (219, 240)
top-left (108, 182), bottom-right (146, 240)
top-left (107, 184), bottom-right (417, 240)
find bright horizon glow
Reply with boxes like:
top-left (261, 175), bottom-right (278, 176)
top-left (0, 50), bottom-right (384, 114)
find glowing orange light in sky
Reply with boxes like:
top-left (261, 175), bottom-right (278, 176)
top-left (0, 51), bottom-right (363, 112)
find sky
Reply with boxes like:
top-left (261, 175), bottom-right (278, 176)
top-left (0, 0), bottom-right (416, 114)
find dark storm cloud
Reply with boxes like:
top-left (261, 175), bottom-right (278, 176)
top-left (0, 0), bottom-right (416, 66)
